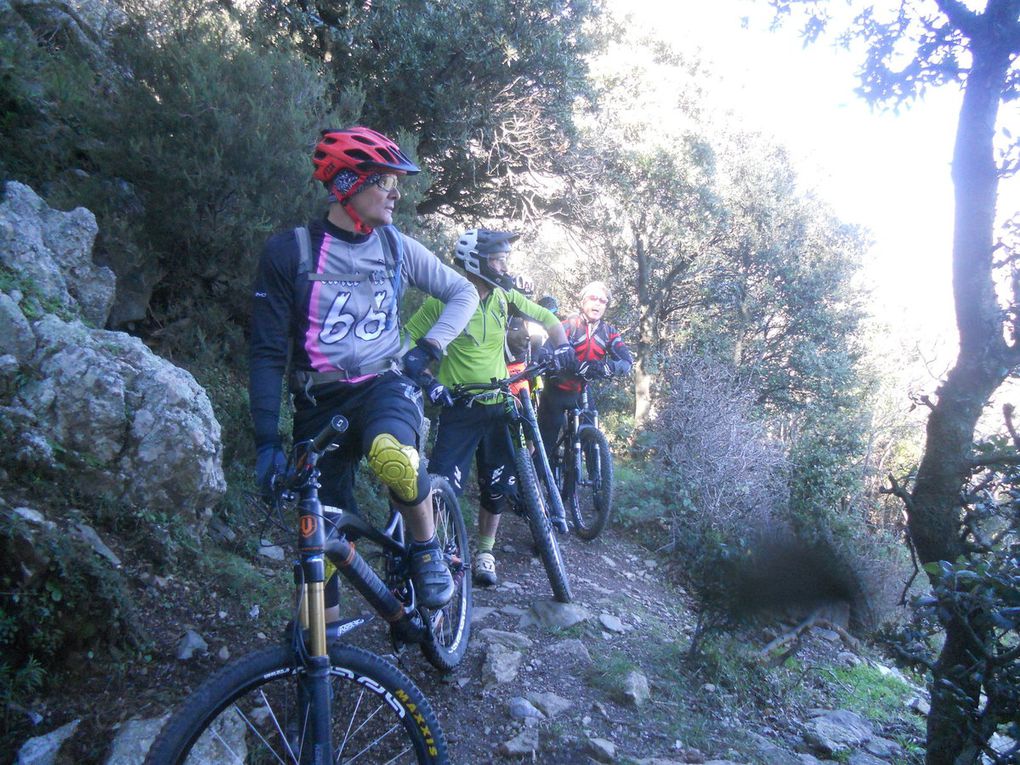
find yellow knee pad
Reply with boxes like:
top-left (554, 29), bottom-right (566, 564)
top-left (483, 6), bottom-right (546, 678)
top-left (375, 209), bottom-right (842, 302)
top-left (368, 433), bottom-right (420, 504)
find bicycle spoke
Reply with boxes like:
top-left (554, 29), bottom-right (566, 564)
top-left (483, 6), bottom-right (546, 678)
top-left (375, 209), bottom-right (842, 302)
top-left (245, 688), bottom-right (301, 765)
top-left (199, 707), bottom-right (251, 764)
top-left (339, 722), bottom-right (410, 763)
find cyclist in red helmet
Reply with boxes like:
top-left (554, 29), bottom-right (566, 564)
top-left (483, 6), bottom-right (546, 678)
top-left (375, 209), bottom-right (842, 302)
top-left (250, 127), bottom-right (479, 611)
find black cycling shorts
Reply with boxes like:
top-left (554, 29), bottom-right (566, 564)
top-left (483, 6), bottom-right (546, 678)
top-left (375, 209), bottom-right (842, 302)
top-left (291, 371), bottom-right (430, 510)
top-left (430, 402), bottom-right (516, 514)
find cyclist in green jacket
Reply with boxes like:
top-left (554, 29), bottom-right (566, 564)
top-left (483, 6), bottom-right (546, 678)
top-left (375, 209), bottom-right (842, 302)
top-left (404, 229), bottom-right (573, 586)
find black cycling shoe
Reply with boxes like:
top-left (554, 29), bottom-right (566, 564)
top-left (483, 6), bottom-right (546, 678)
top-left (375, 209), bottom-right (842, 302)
top-left (409, 540), bottom-right (454, 609)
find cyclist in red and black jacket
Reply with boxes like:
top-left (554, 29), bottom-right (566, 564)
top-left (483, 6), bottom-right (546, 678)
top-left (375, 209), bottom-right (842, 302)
top-left (537, 281), bottom-right (632, 464)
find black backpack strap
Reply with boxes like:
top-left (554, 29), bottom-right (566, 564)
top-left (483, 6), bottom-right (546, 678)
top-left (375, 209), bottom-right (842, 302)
top-left (295, 226), bottom-right (312, 275)
top-left (378, 224), bottom-right (405, 329)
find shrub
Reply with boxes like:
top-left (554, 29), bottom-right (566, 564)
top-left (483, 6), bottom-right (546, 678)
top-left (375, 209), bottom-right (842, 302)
top-left (652, 352), bottom-right (789, 540)
top-left (0, 512), bottom-right (146, 672)
top-left (77, 0), bottom-right (336, 334)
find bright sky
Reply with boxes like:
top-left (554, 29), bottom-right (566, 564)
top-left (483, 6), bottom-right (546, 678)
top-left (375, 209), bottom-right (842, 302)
top-left (613, 0), bottom-right (1008, 368)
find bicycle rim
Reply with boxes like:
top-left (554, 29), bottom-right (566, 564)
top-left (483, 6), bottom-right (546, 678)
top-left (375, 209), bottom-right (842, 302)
top-left (513, 447), bottom-right (572, 603)
top-left (420, 475), bottom-right (472, 671)
top-left (570, 428), bottom-right (614, 541)
top-left (144, 644), bottom-right (448, 765)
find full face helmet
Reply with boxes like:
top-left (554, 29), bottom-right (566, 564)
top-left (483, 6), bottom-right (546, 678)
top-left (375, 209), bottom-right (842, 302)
top-left (311, 127), bottom-right (420, 233)
top-left (454, 229), bottom-right (519, 290)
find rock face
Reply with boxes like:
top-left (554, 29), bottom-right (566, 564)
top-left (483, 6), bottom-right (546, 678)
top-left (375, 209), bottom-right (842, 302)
top-left (0, 182), bottom-right (225, 526)
top-left (0, 182), bottom-right (115, 327)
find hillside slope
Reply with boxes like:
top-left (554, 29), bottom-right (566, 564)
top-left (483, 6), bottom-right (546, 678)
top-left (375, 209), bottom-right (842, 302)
top-left (5, 492), bottom-right (930, 765)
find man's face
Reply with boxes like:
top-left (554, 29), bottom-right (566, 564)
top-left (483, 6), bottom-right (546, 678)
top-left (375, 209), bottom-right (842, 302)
top-left (347, 173), bottom-right (400, 228)
top-left (487, 253), bottom-right (510, 277)
top-left (581, 291), bottom-right (608, 322)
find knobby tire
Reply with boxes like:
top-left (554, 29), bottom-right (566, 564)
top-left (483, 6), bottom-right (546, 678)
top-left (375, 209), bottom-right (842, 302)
top-left (143, 643), bottom-right (448, 764)
top-left (568, 428), bottom-right (614, 541)
top-left (513, 446), bottom-right (572, 603)
top-left (420, 474), bottom-right (472, 671)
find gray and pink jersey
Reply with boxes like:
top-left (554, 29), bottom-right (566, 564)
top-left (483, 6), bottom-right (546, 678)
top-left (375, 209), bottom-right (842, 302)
top-left (249, 218), bottom-right (477, 449)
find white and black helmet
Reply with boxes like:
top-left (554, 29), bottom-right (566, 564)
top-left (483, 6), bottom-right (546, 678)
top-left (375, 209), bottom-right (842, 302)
top-left (454, 229), bottom-right (519, 290)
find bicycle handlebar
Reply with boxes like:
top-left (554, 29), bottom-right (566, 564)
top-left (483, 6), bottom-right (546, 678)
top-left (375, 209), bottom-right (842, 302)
top-left (312, 414), bottom-right (349, 453)
top-left (276, 415), bottom-right (350, 493)
top-left (450, 360), bottom-right (551, 398)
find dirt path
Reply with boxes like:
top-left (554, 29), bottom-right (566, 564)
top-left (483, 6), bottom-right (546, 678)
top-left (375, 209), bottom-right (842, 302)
top-left (340, 511), bottom-right (710, 764)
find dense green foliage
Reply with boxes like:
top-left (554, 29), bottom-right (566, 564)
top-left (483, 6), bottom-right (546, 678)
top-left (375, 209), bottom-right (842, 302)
top-left (891, 444), bottom-right (1020, 761)
top-left (252, 0), bottom-right (604, 220)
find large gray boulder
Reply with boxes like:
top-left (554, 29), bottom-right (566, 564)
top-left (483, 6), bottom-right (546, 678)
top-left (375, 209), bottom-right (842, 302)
top-left (10, 315), bottom-right (226, 515)
top-left (0, 183), bottom-right (225, 527)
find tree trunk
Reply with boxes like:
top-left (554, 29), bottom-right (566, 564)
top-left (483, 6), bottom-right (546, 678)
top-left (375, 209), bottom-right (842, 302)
top-left (908, 16), bottom-right (1017, 763)
top-left (633, 228), bottom-right (655, 431)
top-left (633, 351), bottom-right (653, 431)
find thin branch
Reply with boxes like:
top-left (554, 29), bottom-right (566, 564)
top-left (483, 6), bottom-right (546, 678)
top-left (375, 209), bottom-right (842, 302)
top-left (968, 451), bottom-right (1020, 468)
top-left (1004, 403), bottom-right (1020, 448)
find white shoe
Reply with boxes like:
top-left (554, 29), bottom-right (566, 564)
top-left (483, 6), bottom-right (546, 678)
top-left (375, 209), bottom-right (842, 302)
top-left (472, 551), bottom-right (497, 586)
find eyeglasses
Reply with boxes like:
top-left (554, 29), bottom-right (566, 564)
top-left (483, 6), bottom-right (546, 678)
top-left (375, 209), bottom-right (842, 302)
top-left (365, 173), bottom-right (400, 192)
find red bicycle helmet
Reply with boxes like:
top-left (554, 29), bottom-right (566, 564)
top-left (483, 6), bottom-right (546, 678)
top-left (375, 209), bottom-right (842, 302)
top-left (311, 127), bottom-right (420, 183)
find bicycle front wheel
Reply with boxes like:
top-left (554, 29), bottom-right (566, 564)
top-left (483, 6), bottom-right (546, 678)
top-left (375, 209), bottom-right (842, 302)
top-left (569, 428), bottom-right (615, 541)
top-left (144, 644), bottom-right (448, 765)
top-left (513, 446), bottom-right (572, 603)
top-left (420, 474), bottom-right (472, 672)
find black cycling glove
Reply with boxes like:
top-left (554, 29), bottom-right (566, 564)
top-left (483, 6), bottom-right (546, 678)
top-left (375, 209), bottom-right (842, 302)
top-left (402, 338), bottom-right (442, 384)
top-left (423, 376), bottom-right (454, 408)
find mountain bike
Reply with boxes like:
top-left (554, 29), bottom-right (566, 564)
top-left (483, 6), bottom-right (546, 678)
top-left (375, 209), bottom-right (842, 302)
top-left (551, 379), bottom-right (614, 541)
top-left (144, 414), bottom-right (462, 764)
top-left (451, 362), bottom-right (573, 603)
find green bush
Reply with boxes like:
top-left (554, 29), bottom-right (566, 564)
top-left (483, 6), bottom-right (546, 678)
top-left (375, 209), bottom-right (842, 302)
top-left (824, 663), bottom-right (919, 725)
top-left (0, 512), bottom-right (146, 672)
top-left (0, 19), bottom-right (99, 188)
top-left (76, 0), bottom-right (335, 334)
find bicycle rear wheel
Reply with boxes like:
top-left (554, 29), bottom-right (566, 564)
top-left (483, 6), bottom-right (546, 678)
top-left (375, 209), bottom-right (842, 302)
top-left (420, 474), bottom-right (472, 672)
top-left (513, 446), bottom-right (572, 603)
top-left (144, 643), bottom-right (448, 764)
top-left (569, 428), bottom-right (614, 541)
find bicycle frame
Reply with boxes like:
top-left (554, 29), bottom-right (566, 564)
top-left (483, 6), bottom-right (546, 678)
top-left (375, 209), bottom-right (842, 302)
top-left (557, 386), bottom-right (598, 479)
top-left (456, 363), bottom-right (563, 522)
top-left (280, 416), bottom-right (430, 763)
top-left (451, 363), bottom-right (572, 601)
top-left (515, 385), bottom-right (563, 519)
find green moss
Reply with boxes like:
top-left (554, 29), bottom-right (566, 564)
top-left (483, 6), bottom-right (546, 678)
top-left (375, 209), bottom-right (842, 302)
top-left (0, 264), bottom-right (79, 323)
top-left (824, 663), bottom-right (919, 725)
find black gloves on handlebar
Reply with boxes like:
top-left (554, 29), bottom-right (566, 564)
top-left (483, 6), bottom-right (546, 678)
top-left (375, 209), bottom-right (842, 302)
top-left (255, 444), bottom-right (287, 502)
top-left (578, 360), bottom-right (610, 380)
top-left (536, 343), bottom-right (576, 374)
top-left (403, 339), bottom-right (453, 407)
top-left (422, 376), bottom-right (454, 407)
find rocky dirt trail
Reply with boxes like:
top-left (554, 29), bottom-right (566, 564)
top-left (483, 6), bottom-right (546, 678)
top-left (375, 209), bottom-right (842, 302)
top-left (8, 493), bottom-right (928, 765)
top-left (383, 514), bottom-right (699, 764)
top-left (337, 510), bottom-right (928, 765)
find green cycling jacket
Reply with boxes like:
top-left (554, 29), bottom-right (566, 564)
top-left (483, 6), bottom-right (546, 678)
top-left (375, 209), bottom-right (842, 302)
top-left (404, 286), bottom-right (559, 397)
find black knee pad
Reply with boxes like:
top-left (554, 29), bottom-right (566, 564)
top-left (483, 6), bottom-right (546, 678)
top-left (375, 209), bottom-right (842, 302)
top-left (481, 492), bottom-right (509, 516)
